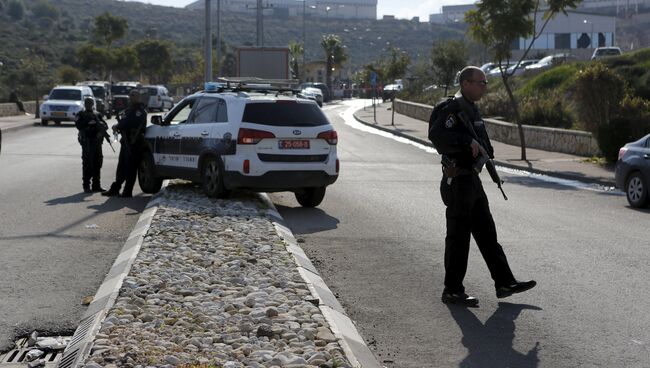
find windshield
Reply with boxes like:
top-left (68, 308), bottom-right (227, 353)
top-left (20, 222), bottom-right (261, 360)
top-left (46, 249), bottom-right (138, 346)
top-left (597, 49), bottom-right (620, 56)
top-left (146, 87), bottom-right (158, 95)
top-left (538, 56), bottom-right (554, 64)
top-left (111, 85), bottom-right (135, 95)
top-left (89, 86), bottom-right (106, 98)
top-left (243, 102), bottom-right (329, 127)
top-left (49, 89), bottom-right (81, 101)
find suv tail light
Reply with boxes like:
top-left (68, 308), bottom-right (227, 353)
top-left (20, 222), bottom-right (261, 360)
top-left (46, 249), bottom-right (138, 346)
top-left (618, 147), bottom-right (628, 161)
top-left (318, 130), bottom-right (338, 145)
top-left (237, 128), bottom-right (275, 144)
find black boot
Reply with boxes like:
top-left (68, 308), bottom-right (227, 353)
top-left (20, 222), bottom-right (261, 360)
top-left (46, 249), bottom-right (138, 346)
top-left (101, 183), bottom-right (120, 197)
top-left (83, 184), bottom-right (92, 193)
top-left (91, 180), bottom-right (105, 193)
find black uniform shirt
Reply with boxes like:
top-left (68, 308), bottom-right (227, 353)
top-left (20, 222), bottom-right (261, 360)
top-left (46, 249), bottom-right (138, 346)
top-left (428, 93), bottom-right (495, 169)
top-left (75, 110), bottom-right (105, 141)
top-left (117, 103), bottom-right (147, 145)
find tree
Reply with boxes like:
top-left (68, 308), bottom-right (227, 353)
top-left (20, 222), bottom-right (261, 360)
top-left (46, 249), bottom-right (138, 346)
top-left (7, 0), bottom-right (24, 20)
top-left (430, 40), bottom-right (467, 96)
top-left (381, 46), bottom-right (411, 85)
top-left (92, 12), bottom-right (128, 49)
top-left (466, 0), bottom-right (580, 160)
top-left (77, 44), bottom-right (111, 78)
top-left (31, 0), bottom-right (59, 20)
top-left (57, 65), bottom-right (84, 84)
top-left (134, 40), bottom-right (172, 83)
top-left (320, 34), bottom-right (347, 91)
top-left (288, 40), bottom-right (304, 80)
top-left (109, 46), bottom-right (138, 80)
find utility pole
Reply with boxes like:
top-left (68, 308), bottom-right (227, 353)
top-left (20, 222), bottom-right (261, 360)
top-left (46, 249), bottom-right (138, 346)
top-left (247, 0), bottom-right (272, 46)
top-left (204, 0), bottom-right (212, 83)
top-left (302, 0), bottom-right (306, 82)
top-left (216, 0), bottom-right (221, 77)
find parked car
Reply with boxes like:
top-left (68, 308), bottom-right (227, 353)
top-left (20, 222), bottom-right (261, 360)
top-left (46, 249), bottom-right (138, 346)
top-left (40, 85), bottom-right (94, 126)
top-left (77, 81), bottom-right (111, 118)
top-left (615, 133), bottom-right (650, 208)
top-left (525, 53), bottom-right (577, 72)
top-left (479, 62), bottom-right (498, 74)
top-left (299, 87), bottom-right (324, 107)
top-left (506, 59), bottom-right (539, 77)
top-left (110, 81), bottom-right (141, 116)
top-left (591, 46), bottom-right (622, 60)
top-left (382, 83), bottom-right (403, 102)
top-left (143, 85), bottom-right (174, 112)
top-left (138, 81), bottom-right (339, 207)
top-left (300, 82), bottom-right (331, 102)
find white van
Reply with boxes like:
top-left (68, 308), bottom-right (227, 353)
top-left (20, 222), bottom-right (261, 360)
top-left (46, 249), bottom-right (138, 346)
top-left (143, 85), bottom-right (173, 112)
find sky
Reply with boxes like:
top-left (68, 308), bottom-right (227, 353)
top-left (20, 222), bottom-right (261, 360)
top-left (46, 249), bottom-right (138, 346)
top-left (127, 0), bottom-right (475, 21)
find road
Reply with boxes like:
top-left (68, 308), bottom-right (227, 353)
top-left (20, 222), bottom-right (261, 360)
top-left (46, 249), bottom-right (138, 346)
top-left (270, 100), bottom-right (650, 367)
top-left (0, 120), bottom-right (148, 351)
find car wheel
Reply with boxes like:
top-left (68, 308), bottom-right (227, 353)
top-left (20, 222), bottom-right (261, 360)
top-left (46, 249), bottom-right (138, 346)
top-left (625, 171), bottom-right (649, 208)
top-left (202, 157), bottom-right (230, 198)
top-left (54, 120), bottom-right (61, 126)
top-left (138, 152), bottom-right (163, 194)
top-left (295, 186), bottom-right (326, 207)
top-left (41, 119), bottom-right (48, 126)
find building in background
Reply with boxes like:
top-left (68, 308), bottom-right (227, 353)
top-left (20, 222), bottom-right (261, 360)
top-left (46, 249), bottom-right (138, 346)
top-left (186, 0), bottom-right (377, 20)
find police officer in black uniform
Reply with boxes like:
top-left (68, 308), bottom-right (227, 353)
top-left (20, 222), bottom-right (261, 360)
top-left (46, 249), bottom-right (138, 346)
top-left (102, 89), bottom-right (146, 198)
top-left (428, 66), bottom-right (536, 307)
top-left (75, 98), bottom-right (107, 193)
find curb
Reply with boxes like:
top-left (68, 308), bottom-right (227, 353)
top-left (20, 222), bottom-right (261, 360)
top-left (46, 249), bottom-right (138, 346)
top-left (57, 183), bottom-right (169, 368)
top-left (0, 120), bottom-right (40, 135)
top-left (257, 193), bottom-right (382, 368)
top-left (352, 110), bottom-right (616, 188)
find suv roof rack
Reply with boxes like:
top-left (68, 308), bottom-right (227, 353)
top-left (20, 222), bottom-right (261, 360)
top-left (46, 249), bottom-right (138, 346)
top-left (205, 77), bottom-right (301, 95)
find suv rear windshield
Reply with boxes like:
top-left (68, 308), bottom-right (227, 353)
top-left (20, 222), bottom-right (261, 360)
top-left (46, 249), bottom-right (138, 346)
top-left (111, 86), bottom-right (135, 95)
top-left (146, 87), bottom-right (158, 95)
top-left (242, 102), bottom-right (329, 127)
top-left (89, 86), bottom-right (106, 98)
top-left (50, 89), bottom-right (81, 100)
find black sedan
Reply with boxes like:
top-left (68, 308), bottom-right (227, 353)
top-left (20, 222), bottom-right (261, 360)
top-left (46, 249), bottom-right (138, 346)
top-left (615, 133), bottom-right (650, 208)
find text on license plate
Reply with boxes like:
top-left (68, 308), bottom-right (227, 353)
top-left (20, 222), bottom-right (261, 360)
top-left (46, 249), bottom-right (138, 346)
top-left (278, 140), bottom-right (310, 149)
top-left (52, 112), bottom-right (66, 117)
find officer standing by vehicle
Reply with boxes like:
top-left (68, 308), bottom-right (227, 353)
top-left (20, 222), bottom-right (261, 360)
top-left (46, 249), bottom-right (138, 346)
top-left (102, 89), bottom-right (146, 198)
top-left (428, 66), bottom-right (536, 307)
top-left (75, 98), bottom-right (107, 193)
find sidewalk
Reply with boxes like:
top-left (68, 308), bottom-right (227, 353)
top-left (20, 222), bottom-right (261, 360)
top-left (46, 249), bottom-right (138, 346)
top-left (354, 102), bottom-right (616, 187)
top-left (0, 114), bottom-right (40, 133)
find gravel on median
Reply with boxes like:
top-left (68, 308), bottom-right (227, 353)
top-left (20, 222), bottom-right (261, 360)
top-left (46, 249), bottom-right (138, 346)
top-left (84, 183), bottom-right (352, 368)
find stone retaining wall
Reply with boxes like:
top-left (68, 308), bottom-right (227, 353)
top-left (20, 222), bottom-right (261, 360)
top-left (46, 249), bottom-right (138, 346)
top-left (394, 98), bottom-right (601, 157)
top-left (0, 101), bottom-right (38, 117)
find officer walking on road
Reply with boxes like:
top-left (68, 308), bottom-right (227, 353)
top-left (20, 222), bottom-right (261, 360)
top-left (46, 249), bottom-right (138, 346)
top-left (428, 66), bottom-right (536, 307)
top-left (102, 89), bottom-right (146, 198)
top-left (75, 98), bottom-right (107, 193)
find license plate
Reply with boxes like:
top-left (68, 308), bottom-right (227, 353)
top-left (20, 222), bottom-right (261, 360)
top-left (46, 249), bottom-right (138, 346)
top-left (52, 112), bottom-right (65, 117)
top-left (278, 139), bottom-right (310, 149)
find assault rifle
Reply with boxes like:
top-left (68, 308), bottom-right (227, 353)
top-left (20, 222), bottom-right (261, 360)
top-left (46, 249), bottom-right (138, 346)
top-left (456, 109), bottom-right (508, 201)
top-left (95, 115), bottom-right (115, 153)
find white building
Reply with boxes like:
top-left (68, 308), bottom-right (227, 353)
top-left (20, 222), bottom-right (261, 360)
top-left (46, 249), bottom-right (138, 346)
top-left (187, 0), bottom-right (377, 19)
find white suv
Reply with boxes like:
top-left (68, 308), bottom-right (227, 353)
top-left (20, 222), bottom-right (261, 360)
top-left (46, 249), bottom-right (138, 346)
top-left (137, 81), bottom-right (339, 207)
top-left (40, 85), bottom-right (94, 126)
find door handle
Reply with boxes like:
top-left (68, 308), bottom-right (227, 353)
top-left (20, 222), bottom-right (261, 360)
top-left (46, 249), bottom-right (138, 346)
top-left (201, 131), bottom-right (210, 136)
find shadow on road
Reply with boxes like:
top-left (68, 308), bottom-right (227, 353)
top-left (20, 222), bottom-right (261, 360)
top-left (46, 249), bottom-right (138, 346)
top-left (446, 302), bottom-right (542, 368)
top-left (273, 204), bottom-right (340, 235)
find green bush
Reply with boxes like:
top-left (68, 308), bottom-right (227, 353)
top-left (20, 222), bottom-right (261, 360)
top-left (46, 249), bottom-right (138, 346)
top-left (478, 87), bottom-right (513, 119)
top-left (573, 63), bottom-right (628, 133)
top-left (519, 64), bottom-right (581, 95)
top-left (519, 90), bottom-right (574, 129)
top-left (597, 97), bottom-right (650, 161)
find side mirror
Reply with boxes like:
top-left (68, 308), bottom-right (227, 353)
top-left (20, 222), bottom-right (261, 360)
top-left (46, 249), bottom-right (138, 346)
top-left (43, 95), bottom-right (49, 101)
top-left (151, 115), bottom-right (163, 125)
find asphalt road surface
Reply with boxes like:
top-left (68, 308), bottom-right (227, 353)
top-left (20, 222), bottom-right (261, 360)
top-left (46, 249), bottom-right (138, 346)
top-left (0, 120), bottom-right (149, 351)
top-left (270, 100), bottom-right (650, 368)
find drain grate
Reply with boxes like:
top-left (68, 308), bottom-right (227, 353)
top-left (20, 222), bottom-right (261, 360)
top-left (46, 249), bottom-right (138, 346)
top-left (0, 337), bottom-right (69, 367)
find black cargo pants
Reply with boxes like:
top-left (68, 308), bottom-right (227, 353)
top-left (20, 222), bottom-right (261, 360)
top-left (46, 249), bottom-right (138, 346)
top-left (110, 141), bottom-right (141, 195)
top-left (80, 138), bottom-right (103, 188)
top-left (440, 173), bottom-right (516, 293)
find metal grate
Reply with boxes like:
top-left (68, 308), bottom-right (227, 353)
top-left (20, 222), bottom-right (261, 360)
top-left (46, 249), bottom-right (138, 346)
top-left (56, 348), bottom-right (78, 368)
top-left (0, 337), bottom-right (68, 367)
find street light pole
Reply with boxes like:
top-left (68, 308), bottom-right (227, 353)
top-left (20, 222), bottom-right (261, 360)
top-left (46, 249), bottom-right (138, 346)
top-left (216, 0), bottom-right (221, 77)
top-left (205, 0), bottom-right (212, 83)
top-left (302, 0), bottom-right (306, 82)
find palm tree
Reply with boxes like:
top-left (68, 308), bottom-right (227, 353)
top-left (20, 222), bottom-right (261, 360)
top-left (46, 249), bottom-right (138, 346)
top-left (288, 40), bottom-right (304, 80)
top-left (320, 34), bottom-right (347, 91)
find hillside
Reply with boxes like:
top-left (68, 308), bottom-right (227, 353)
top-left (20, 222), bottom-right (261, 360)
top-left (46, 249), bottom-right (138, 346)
top-left (0, 0), bottom-right (465, 99)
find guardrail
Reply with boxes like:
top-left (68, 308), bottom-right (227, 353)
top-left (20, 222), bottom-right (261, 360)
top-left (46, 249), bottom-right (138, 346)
top-left (0, 101), bottom-right (38, 117)
top-left (393, 98), bottom-right (601, 157)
